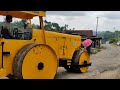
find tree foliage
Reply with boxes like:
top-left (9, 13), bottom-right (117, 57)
top-left (44, 20), bottom-right (68, 32)
top-left (0, 20), bottom-right (68, 33)
top-left (98, 30), bottom-right (120, 43)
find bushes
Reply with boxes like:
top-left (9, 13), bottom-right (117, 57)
top-left (109, 38), bottom-right (118, 45)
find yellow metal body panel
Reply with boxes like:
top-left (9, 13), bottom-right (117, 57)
top-left (22, 44), bottom-right (58, 79)
top-left (0, 68), bottom-right (7, 77)
top-left (0, 30), bottom-right (81, 76)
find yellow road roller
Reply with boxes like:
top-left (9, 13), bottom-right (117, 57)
top-left (0, 11), bottom-right (91, 79)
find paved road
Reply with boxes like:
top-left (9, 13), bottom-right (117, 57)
top-left (55, 44), bottom-right (120, 79)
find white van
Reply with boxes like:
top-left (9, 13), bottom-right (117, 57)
top-left (117, 41), bottom-right (120, 46)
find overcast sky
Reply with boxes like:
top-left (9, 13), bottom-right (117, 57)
top-left (1, 11), bottom-right (120, 32)
top-left (45, 11), bottom-right (120, 32)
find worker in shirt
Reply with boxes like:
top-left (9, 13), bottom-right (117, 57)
top-left (1, 15), bottom-right (14, 38)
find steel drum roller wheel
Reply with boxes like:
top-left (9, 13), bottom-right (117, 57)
top-left (13, 43), bottom-right (58, 79)
top-left (72, 50), bottom-right (90, 73)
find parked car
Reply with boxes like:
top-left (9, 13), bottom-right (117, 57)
top-left (117, 41), bottom-right (120, 46)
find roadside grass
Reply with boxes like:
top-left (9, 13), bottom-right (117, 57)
top-left (109, 37), bottom-right (120, 45)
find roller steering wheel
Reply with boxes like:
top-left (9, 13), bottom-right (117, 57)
top-left (13, 28), bottom-right (19, 38)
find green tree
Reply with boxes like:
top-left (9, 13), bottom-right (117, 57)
top-left (98, 30), bottom-right (120, 43)
top-left (44, 20), bottom-right (67, 32)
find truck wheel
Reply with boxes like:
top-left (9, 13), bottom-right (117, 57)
top-left (13, 44), bottom-right (58, 79)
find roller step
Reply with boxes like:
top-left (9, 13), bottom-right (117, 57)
top-left (3, 52), bottom-right (10, 55)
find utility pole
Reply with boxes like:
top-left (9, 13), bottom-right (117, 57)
top-left (114, 27), bottom-right (115, 31)
top-left (96, 17), bottom-right (98, 37)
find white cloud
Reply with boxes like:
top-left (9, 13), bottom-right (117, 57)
top-left (0, 16), bottom-right (5, 21)
top-left (102, 11), bottom-right (120, 19)
top-left (45, 11), bottom-right (103, 30)
top-left (46, 11), bottom-right (86, 16)
top-left (45, 11), bottom-right (120, 31)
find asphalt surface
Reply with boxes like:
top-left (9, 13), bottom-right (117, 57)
top-left (55, 44), bottom-right (120, 79)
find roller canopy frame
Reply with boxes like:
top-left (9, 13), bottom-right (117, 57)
top-left (0, 11), bottom-right (46, 19)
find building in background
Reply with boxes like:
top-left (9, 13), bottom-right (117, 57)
top-left (64, 30), bottom-right (102, 48)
